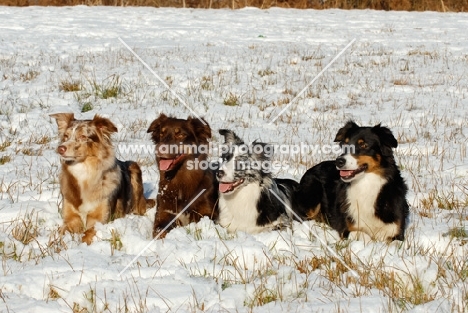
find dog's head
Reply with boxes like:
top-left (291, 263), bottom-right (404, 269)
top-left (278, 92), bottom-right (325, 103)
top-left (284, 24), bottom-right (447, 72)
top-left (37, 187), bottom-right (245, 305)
top-left (217, 129), bottom-right (273, 194)
top-left (50, 113), bottom-right (118, 165)
top-left (334, 121), bottom-right (398, 182)
top-left (147, 114), bottom-right (211, 172)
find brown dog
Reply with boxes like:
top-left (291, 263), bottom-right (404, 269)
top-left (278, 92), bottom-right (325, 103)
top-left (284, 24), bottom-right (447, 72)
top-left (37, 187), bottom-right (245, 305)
top-left (147, 113), bottom-right (218, 238)
top-left (51, 113), bottom-right (150, 244)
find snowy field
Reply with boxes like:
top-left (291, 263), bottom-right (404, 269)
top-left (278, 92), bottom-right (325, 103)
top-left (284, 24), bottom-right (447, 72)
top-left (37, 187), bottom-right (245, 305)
top-left (1, 6), bottom-right (468, 312)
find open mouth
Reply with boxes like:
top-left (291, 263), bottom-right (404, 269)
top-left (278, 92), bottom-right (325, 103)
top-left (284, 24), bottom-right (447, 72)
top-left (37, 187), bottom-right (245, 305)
top-left (158, 155), bottom-right (185, 171)
top-left (60, 157), bottom-right (78, 165)
top-left (339, 164), bottom-right (367, 180)
top-left (219, 179), bottom-right (244, 193)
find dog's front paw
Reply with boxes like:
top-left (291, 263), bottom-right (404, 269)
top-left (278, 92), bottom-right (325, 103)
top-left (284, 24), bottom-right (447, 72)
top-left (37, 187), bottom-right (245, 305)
top-left (146, 199), bottom-right (156, 208)
top-left (152, 227), bottom-right (167, 239)
top-left (82, 228), bottom-right (96, 245)
top-left (60, 220), bottom-right (84, 235)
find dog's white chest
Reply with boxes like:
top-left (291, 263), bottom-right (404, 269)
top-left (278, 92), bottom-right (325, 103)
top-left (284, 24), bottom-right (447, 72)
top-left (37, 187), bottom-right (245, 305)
top-left (346, 173), bottom-right (398, 240)
top-left (218, 183), bottom-right (264, 233)
top-left (67, 162), bottom-right (91, 183)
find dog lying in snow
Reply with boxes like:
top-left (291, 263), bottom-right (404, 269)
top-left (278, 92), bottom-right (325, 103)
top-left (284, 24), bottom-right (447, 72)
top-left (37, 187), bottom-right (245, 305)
top-left (51, 113), bottom-right (151, 244)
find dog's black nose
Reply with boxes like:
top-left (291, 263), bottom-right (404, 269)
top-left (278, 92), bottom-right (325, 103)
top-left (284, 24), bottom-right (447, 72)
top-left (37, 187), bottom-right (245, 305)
top-left (335, 156), bottom-right (346, 168)
top-left (217, 170), bottom-right (224, 178)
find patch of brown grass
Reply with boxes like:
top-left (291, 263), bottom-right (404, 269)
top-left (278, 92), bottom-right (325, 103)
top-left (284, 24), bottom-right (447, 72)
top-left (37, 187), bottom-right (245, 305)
top-left (11, 212), bottom-right (40, 245)
top-left (0, 0), bottom-right (466, 12)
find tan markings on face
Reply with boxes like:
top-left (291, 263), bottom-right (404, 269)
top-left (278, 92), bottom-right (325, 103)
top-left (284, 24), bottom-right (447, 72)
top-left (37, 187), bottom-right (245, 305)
top-left (357, 139), bottom-right (368, 149)
top-left (356, 155), bottom-right (382, 175)
top-left (344, 138), bottom-right (349, 144)
top-left (306, 204), bottom-right (321, 220)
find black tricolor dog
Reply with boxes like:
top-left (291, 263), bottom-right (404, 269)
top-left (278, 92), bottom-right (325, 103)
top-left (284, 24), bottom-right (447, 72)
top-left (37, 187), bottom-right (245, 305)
top-left (294, 121), bottom-right (409, 241)
top-left (217, 129), bottom-right (299, 233)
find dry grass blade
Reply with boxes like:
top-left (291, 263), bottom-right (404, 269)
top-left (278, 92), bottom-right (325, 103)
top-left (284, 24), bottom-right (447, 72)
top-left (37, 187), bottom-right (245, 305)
top-left (11, 211), bottom-right (39, 245)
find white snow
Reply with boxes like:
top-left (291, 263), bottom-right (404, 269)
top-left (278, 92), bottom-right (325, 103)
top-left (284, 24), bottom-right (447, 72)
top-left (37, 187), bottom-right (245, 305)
top-left (0, 6), bottom-right (467, 312)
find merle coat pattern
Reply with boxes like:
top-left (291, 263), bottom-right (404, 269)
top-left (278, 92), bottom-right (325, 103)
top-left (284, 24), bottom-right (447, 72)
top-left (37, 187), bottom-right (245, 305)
top-left (217, 129), bottom-right (299, 234)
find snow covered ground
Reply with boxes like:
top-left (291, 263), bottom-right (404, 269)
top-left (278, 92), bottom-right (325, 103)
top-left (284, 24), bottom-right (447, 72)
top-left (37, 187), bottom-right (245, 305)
top-left (0, 6), bottom-right (467, 312)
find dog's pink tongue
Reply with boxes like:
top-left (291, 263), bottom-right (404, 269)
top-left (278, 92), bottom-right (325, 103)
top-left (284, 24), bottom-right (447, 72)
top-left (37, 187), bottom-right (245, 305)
top-left (340, 170), bottom-right (354, 177)
top-left (219, 183), bottom-right (233, 193)
top-left (159, 159), bottom-right (175, 171)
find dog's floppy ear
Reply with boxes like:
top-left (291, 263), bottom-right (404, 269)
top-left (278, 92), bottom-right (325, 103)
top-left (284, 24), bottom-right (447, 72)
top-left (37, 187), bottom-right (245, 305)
top-left (188, 116), bottom-right (211, 144)
top-left (372, 124), bottom-right (398, 156)
top-left (334, 120), bottom-right (359, 143)
top-left (219, 129), bottom-right (243, 145)
top-left (92, 115), bottom-right (118, 134)
top-left (147, 113), bottom-right (169, 143)
top-left (50, 113), bottom-right (75, 136)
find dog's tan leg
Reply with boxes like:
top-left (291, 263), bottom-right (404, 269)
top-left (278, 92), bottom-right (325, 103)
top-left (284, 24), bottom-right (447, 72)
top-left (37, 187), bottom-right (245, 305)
top-left (129, 162), bottom-right (148, 215)
top-left (114, 199), bottom-right (125, 219)
top-left (82, 203), bottom-right (108, 245)
top-left (60, 201), bottom-right (84, 235)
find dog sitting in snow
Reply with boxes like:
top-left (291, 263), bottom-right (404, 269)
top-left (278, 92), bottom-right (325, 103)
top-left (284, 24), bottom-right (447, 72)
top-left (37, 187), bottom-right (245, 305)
top-left (217, 129), bottom-right (298, 234)
top-left (51, 113), bottom-right (150, 244)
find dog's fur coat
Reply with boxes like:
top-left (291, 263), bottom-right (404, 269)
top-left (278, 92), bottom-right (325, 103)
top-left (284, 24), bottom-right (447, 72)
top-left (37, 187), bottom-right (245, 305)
top-left (51, 113), bottom-right (148, 244)
top-left (147, 114), bottom-right (218, 238)
top-left (295, 121), bottom-right (409, 241)
top-left (217, 129), bottom-right (298, 233)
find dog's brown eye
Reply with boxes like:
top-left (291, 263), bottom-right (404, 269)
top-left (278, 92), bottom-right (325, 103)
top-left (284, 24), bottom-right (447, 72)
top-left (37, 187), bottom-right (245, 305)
top-left (357, 139), bottom-right (368, 149)
top-left (79, 135), bottom-right (87, 141)
top-left (63, 135), bottom-right (69, 140)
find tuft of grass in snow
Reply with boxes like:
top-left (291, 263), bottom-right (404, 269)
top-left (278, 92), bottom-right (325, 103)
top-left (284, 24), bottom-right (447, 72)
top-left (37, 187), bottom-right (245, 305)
top-left (20, 70), bottom-right (40, 82)
top-left (0, 141), bottom-right (12, 152)
top-left (59, 79), bottom-right (82, 92)
top-left (258, 68), bottom-right (275, 77)
top-left (0, 155), bottom-right (11, 165)
top-left (81, 102), bottom-right (93, 113)
top-left (446, 227), bottom-right (468, 239)
top-left (107, 229), bottom-right (123, 255)
top-left (88, 74), bottom-right (122, 100)
top-left (420, 189), bottom-right (468, 211)
top-left (11, 211), bottom-right (39, 245)
top-left (223, 93), bottom-right (240, 106)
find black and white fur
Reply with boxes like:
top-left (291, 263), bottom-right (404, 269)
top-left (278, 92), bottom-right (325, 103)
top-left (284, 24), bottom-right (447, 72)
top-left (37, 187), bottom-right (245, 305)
top-left (217, 129), bottom-right (299, 234)
top-left (294, 121), bottom-right (409, 241)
